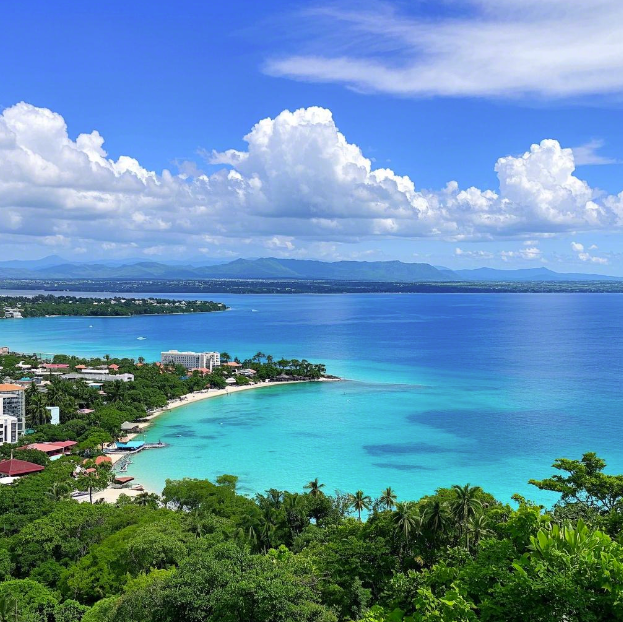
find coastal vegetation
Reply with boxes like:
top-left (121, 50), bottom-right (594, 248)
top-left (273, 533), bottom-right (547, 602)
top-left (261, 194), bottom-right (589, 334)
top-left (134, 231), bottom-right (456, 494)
top-left (1, 449), bottom-right (623, 621)
top-left (3, 352), bottom-right (623, 620)
top-left (0, 295), bottom-right (227, 318)
top-left (0, 351), bottom-right (327, 434)
top-left (4, 278), bottom-right (623, 294)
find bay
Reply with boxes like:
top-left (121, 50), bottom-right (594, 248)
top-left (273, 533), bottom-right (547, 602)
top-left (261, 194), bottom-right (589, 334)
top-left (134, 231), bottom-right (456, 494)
top-left (1, 292), bottom-right (622, 505)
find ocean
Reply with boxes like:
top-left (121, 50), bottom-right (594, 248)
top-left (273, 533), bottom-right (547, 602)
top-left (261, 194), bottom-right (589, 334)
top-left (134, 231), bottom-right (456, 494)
top-left (2, 292), bottom-right (623, 505)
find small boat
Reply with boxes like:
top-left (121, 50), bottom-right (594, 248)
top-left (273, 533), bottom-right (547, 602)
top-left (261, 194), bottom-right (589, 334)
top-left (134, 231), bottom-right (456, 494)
top-left (137, 336), bottom-right (147, 340)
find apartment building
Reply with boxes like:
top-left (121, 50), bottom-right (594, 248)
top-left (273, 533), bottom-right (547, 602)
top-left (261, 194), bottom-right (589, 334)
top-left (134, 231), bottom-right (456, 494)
top-left (161, 350), bottom-right (220, 371)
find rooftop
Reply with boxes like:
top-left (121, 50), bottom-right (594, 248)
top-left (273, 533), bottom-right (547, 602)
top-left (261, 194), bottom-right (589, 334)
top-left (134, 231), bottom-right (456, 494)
top-left (0, 458), bottom-right (45, 476)
top-left (19, 441), bottom-right (77, 453)
top-left (0, 384), bottom-right (25, 392)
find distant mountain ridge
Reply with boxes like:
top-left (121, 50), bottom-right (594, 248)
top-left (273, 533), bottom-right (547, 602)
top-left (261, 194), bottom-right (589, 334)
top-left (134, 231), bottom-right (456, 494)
top-left (0, 256), bottom-right (621, 282)
top-left (0, 257), bottom-right (459, 282)
top-left (452, 267), bottom-right (623, 282)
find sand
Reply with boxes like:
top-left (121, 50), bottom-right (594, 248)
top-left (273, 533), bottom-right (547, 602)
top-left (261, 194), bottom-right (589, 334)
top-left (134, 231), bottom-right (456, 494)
top-left (97, 379), bottom-right (330, 499)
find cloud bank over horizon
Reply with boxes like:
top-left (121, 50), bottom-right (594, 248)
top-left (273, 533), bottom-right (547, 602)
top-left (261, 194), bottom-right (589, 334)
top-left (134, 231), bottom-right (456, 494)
top-left (1, 101), bottom-right (622, 262)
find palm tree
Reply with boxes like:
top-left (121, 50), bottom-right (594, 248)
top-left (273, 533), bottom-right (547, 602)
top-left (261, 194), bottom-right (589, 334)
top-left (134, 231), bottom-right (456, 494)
top-left (349, 490), bottom-right (371, 521)
top-left (46, 482), bottom-right (71, 502)
top-left (134, 492), bottom-right (160, 509)
top-left (380, 487), bottom-right (397, 511)
top-left (220, 352), bottom-right (231, 364)
top-left (468, 512), bottom-right (493, 547)
top-left (392, 502), bottom-right (419, 545)
top-left (423, 499), bottom-right (451, 540)
top-left (450, 483), bottom-right (483, 549)
top-left (106, 380), bottom-right (127, 403)
top-left (304, 478), bottom-right (326, 497)
top-left (26, 389), bottom-right (49, 427)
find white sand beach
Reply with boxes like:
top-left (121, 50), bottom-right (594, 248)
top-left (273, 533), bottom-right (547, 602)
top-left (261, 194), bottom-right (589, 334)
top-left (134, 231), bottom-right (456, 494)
top-left (97, 379), bottom-right (333, 500)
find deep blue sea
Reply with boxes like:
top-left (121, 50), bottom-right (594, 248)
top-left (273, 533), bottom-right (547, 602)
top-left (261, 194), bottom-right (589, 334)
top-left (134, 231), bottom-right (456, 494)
top-left (2, 291), bottom-right (623, 506)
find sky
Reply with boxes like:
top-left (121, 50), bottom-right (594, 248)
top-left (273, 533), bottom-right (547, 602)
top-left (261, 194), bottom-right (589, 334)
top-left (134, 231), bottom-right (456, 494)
top-left (2, 0), bottom-right (623, 273)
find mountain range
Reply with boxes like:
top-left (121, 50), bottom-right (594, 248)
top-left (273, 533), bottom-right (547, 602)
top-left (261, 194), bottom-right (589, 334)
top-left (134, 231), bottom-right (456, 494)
top-left (0, 256), bottom-right (621, 282)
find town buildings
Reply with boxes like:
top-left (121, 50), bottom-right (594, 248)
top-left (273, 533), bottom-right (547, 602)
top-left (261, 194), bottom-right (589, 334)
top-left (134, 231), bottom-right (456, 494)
top-left (0, 384), bottom-right (26, 438)
top-left (61, 369), bottom-right (134, 383)
top-left (161, 350), bottom-right (220, 371)
top-left (3, 308), bottom-right (23, 319)
top-left (19, 440), bottom-right (77, 458)
top-left (0, 413), bottom-right (18, 445)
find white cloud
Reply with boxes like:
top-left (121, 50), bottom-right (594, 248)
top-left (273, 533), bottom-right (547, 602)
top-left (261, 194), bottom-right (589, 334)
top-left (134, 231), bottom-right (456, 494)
top-left (456, 245), bottom-right (542, 262)
top-left (455, 248), bottom-right (494, 259)
top-left (2, 101), bottom-right (623, 256)
top-left (571, 241), bottom-right (609, 264)
top-left (572, 139), bottom-right (618, 166)
top-left (264, 236), bottom-right (295, 251)
top-left (266, 0), bottom-right (623, 100)
top-left (499, 246), bottom-right (543, 262)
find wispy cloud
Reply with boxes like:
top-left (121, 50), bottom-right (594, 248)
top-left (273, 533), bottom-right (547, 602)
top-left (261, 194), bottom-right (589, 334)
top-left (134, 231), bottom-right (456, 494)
top-left (572, 139), bottom-right (619, 166)
top-left (266, 0), bottom-right (623, 100)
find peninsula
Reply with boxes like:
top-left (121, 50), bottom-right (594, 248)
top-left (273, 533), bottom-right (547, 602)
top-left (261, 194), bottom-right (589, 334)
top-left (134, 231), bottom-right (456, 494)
top-left (1, 294), bottom-right (227, 318)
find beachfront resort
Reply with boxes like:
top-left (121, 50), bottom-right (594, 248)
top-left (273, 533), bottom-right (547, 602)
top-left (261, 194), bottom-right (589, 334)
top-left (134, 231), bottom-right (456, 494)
top-left (0, 345), bottom-right (329, 499)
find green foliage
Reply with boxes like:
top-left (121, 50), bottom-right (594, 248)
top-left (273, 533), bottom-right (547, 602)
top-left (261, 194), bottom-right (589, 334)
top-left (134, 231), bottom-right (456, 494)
top-left (0, 579), bottom-right (58, 619)
top-left (4, 446), bottom-right (623, 622)
top-left (529, 451), bottom-right (623, 515)
top-left (0, 295), bottom-right (226, 318)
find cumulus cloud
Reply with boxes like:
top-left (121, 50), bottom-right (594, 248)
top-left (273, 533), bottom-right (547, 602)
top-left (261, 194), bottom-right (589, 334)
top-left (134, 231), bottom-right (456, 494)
top-left (455, 248), bottom-right (495, 259)
top-left (266, 0), bottom-right (623, 99)
top-left (570, 241), bottom-right (609, 264)
top-left (1, 101), bottom-right (623, 256)
top-left (500, 247), bottom-right (543, 262)
top-left (455, 245), bottom-right (542, 262)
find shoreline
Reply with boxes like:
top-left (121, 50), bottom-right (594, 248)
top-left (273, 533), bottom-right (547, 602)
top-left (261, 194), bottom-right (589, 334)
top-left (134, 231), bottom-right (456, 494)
top-left (91, 378), bottom-right (337, 503)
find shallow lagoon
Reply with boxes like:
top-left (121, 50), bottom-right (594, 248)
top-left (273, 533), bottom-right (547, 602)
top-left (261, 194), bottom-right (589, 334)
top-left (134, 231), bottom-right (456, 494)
top-left (2, 292), bottom-right (623, 504)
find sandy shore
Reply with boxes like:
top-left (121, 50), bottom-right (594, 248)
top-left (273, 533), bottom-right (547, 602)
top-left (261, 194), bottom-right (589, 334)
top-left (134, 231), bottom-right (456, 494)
top-left (98, 379), bottom-right (334, 498)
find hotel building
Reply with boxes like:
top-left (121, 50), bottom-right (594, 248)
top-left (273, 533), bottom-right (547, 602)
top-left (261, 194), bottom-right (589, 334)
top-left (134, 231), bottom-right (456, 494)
top-left (0, 384), bottom-right (26, 438)
top-left (161, 350), bottom-right (220, 371)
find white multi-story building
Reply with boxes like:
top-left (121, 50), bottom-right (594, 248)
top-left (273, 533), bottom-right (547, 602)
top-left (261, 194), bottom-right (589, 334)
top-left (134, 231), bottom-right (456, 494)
top-left (0, 385), bottom-right (26, 437)
top-left (161, 350), bottom-right (220, 371)
top-left (0, 413), bottom-right (18, 445)
top-left (4, 308), bottom-right (23, 319)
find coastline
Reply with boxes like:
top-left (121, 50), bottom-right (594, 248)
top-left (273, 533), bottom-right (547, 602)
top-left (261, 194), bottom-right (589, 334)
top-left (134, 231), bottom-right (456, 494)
top-left (91, 378), bottom-right (335, 503)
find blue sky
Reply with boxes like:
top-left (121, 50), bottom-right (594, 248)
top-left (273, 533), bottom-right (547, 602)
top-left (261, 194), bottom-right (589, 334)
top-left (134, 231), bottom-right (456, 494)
top-left (2, 0), bottom-right (623, 272)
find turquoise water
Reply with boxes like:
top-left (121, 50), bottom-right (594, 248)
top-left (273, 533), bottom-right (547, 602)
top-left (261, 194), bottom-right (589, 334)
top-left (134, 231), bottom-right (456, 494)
top-left (2, 292), bottom-right (623, 505)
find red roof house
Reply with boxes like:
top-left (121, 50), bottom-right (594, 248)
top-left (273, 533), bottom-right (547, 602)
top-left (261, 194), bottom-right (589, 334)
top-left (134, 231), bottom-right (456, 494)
top-left (0, 459), bottom-right (45, 476)
top-left (19, 441), bottom-right (77, 457)
top-left (108, 364), bottom-right (120, 371)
